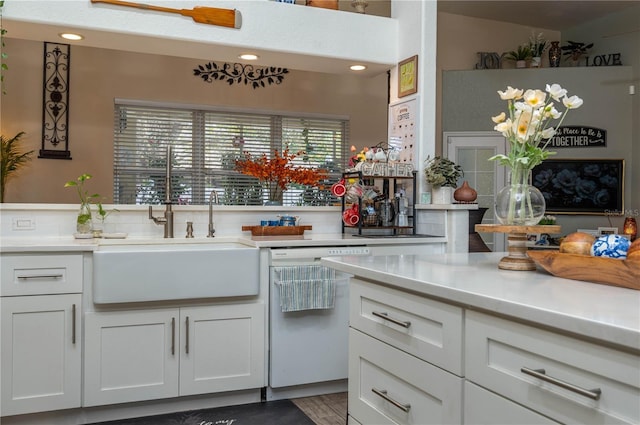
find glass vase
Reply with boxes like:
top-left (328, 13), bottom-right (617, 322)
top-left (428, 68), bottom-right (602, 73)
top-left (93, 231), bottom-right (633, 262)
top-left (265, 182), bottom-right (284, 206)
top-left (76, 202), bottom-right (93, 234)
top-left (495, 166), bottom-right (545, 226)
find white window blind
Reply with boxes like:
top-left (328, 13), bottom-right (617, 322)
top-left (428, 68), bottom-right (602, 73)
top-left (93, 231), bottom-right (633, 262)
top-left (113, 102), bottom-right (348, 205)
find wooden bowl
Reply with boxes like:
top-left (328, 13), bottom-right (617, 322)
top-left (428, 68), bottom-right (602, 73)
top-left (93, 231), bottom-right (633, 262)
top-left (527, 251), bottom-right (640, 290)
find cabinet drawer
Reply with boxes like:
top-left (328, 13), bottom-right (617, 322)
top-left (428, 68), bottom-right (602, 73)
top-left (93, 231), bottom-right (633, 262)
top-left (1, 253), bottom-right (83, 296)
top-left (348, 328), bottom-right (463, 425)
top-left (349, 278), bottom-right (463, 374)
top-left (465, 310), bottom-right (640, 425)
top-left (464, 381), bottom-right (558, 424)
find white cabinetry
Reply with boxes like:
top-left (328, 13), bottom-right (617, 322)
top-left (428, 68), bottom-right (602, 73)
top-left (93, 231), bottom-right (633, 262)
top-left (348, 278), bottom-right (463, 424)
top-left (347, 273), bottom-right (639, 425)
top-left (0, 253), bottom-right (83, 417)
top-left (84, 303), bottom-right (264, 407)
top-left (464, 381), bottom-right (558, 424)
top-left (465, 310), bottom-right (640, 425)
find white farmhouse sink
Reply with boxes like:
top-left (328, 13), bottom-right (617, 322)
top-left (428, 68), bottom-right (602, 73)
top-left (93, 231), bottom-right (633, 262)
top-left (93, 241), bottom-right (259, 304)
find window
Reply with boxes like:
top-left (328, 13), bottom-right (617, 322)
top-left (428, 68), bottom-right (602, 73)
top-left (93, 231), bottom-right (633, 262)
top-left (113, 100), bottom-right (348, 206)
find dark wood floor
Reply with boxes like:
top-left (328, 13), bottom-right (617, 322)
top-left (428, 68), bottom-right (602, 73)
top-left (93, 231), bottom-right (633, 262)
top-left (292, 392), bottom-right (348, 425)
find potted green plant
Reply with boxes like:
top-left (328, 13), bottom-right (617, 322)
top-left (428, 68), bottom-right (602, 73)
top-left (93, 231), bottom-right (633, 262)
top-left (64, 173), bottom-right (100, 235)
top-left (1, 131), bottom-right (34, 202)
top-left (504, 45), bottom-right (532, 68)
top-left (529, 32), bottom-right (548, 67)
top-left (561, 40), bottom-right (593, 66)
top-left (424, 156), bottom-right (463, 204)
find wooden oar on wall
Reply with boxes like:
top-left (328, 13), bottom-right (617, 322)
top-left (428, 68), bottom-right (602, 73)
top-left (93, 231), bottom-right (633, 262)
top-left (90, 0), bottom-right (242, 29)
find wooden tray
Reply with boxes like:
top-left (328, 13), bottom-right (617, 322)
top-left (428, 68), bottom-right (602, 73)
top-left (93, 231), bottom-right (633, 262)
top-left (527, 251), bottom-right (640, 290)
top-left (241, 225), bottom-right (312, 237)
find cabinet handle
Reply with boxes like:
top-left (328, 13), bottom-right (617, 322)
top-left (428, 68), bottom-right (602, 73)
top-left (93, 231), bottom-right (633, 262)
top-left (171, 317), bottom-right (175, 356)
top-left (72, 304), bottom-right (76, 344)
top-left (372, 311), bottom-right (411, 328)
top-left (521, 367), bottom-right (602, 400)
top-left (18, 274), bottom-right (63, 280)
top-left (371, 388), bottom-right (411, 412)
top-left (185, 316), bottom-right (189, 354)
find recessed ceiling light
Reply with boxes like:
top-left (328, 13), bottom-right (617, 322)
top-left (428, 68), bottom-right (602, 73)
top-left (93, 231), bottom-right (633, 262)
top-left (239, 54), bottom-right (259, 61)
top-left (59, 33), bottom-right (84, 41)
top-left (350, 64), bottom-right (367, 71)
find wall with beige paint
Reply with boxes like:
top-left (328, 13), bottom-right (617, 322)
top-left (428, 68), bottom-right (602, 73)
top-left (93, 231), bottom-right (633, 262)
top-left (435, 12), bottom-right (561, 155)
top-left (1, 38), bottom-right (388, 204)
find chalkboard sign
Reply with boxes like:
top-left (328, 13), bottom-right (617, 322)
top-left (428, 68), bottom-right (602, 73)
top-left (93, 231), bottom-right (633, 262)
top-left (532, 159), bottom-right (624, 215)
top-left (547, 126), bottom-right (606, 148)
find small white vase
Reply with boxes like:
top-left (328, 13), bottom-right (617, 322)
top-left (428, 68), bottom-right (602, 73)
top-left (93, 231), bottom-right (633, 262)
top-left (431, 186), bottom-right (453, 204)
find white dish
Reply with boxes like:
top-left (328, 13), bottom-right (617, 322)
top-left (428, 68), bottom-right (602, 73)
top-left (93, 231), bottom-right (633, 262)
top-left (102, 233), bottom-right (128, 239)
top-left (74, 233), bottom-right (94, 239)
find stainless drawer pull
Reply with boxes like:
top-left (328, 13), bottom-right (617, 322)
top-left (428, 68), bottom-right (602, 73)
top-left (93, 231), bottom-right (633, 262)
top-left (18, 274), bottom-right (63, 280)
top-left (171, 317), bottom-right (176, 356)
top-left (372, 311), bottom-right (411, 328)
top-left (372, 388), bottom-right (411, 412)
top-left (72, 304), bottom-right (77, 344)
top-left (185, 316), bottom-right (190, 354)
top-left (521, 367), bottom-right (602, 400)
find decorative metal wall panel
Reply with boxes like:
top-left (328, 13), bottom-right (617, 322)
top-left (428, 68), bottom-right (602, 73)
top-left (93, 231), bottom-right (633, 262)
top-left (40, 42), bottom-right (71, 159)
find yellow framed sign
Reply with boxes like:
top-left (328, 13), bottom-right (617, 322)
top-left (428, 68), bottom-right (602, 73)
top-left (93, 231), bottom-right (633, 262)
top-left (398, 55), bottom-right (418, 98)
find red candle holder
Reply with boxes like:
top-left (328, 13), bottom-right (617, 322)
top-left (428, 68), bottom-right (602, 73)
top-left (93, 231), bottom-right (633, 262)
top-left (623, 216), bottom-right (637, 241)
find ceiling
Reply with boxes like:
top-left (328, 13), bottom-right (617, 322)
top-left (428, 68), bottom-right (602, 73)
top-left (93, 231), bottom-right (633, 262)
top-left (437, 0), bottom-right (639, 31)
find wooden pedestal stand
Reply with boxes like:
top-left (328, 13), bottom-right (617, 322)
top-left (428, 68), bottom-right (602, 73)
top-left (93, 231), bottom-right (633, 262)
top-left (475, 224), bottom-right (562, 271)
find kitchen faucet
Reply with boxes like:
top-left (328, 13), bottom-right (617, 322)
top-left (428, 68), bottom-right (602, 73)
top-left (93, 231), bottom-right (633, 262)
top-left (149, 145), bottom-right (175, 238)
top-left (207, 189), bottom-right (219, 237)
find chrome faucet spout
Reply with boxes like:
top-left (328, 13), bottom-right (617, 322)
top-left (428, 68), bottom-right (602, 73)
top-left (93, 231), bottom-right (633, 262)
top-left (207, 189), bottom-right (219, 238)
top-left (148, 145), bottom-right (175, 238)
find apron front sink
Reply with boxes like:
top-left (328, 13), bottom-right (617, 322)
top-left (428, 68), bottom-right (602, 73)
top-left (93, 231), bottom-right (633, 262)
top-left (93, 242), bottom-right (259, 303)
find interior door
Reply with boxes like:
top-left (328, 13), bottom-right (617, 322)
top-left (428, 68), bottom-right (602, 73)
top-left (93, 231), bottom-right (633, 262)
top-left (445, 131), bottom-right (506, 252)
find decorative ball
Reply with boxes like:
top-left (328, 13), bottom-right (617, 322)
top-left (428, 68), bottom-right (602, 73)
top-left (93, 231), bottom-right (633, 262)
top-left (560, 232), bottom-right (595, 255)
top-left (591, 234), bottom-right (631, 259)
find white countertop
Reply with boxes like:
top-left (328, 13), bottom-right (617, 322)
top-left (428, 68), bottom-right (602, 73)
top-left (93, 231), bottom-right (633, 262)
top-left (322, 253), bottom-right (640, 352)
top-left (0, 233), bottom-right (446, 252)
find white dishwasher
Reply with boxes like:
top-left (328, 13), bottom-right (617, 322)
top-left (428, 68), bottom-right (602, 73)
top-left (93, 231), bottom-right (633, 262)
top-left (267, 243), bottom-right (428, 400)
top-left (268, 246), bottom-right (367, 400)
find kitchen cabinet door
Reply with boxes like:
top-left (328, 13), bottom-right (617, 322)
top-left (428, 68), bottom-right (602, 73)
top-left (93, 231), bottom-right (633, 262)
top-left (1, 294), bottom-right (81, 416)
top-left (179, 303), bottom-right (265, 395)
top-left (83, 309), bottom-right (179, 406)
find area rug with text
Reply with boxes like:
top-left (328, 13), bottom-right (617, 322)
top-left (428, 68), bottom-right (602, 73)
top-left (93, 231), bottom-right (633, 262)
top-left (88, 399), bottom-right (315, 425)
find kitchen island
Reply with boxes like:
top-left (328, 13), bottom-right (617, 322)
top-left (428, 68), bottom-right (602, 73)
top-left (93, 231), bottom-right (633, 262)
top-left (322, 252), bottom-right (640, 425)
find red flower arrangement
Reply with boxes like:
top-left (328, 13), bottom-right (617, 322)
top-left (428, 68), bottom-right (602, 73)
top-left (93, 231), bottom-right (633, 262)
top-left (235, 148), bottom-right (327, 202)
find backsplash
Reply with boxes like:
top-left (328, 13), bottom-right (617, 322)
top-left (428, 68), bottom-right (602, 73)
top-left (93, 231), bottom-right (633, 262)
top-left (0, 204), bottom-right (342, 240)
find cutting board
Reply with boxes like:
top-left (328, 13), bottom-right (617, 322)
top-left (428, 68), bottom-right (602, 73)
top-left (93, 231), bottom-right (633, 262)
top-left (242, 225), bottom-right (312, 236)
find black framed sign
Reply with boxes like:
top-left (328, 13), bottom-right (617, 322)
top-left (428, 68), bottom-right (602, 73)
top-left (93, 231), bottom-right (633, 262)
top-left (532, 159), bottom-right (624, 215)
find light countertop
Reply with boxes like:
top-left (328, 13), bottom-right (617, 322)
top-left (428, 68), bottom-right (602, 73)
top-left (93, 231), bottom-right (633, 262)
top-left (322, 252), bottom-right (640, 352)
top-left (0, 233), bottom-right (446, 252)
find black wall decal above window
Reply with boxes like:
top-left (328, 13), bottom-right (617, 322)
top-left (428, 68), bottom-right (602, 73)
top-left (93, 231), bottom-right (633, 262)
top-left (39, 42), bottom-right (71, 160)
top-left (193, 62), bottom-right (288, 89)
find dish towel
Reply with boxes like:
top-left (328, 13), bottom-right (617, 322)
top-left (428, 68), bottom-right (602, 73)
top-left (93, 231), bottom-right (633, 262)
top-left (274, 265), bottom-right (337, 312)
